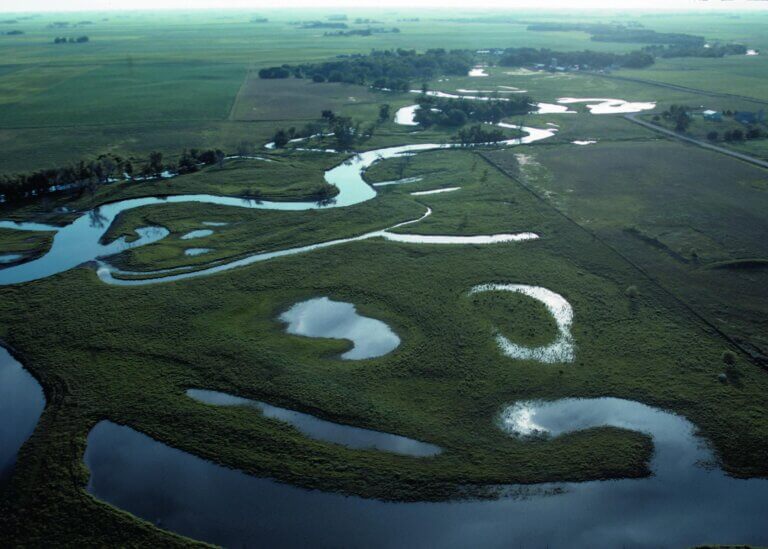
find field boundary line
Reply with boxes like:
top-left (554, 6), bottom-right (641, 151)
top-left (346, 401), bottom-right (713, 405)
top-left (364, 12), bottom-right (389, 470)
top-left (480, 150), bottom-right (767, 371)
top-left (589, 72), bottom-right (768, 107)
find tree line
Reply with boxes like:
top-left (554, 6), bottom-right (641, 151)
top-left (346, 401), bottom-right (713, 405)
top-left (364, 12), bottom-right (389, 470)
top-left (0, 148), bottom-right (227, 206)
top-left (498, 47), bottom-right (654, 70)
top-left (259, 48), bottom-right (474, 90)
top-left (414, 93), bottom-right (532, 127)
top-left (53, 36), bottom-right (89, 44)
top-left (269, 109), bottom-right (377, 151)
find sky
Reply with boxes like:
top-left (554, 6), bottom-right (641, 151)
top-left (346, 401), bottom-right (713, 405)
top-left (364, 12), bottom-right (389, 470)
top-left (1, 0), bottom-right (767, 12)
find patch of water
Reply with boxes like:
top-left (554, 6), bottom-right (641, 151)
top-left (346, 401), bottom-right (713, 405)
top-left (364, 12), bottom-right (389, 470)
top-left (280, 297), bottom-right (400, 360)
top-left (0, 346), bottom-right (45, 485)
top-left (393, 104), bottom-right (420, 125)
top-left (180, 229), bottom-right (213, 240)
top-left (469, 283), bottom-right (575, 363)
top-left (83, 396), bottom-right (768, 548)
top-left (557, 97), bottom-right (656, 114)
top-left (409, 187), bottom-right (461, 196)
top-left (0, 253), bottom-right (23, 264)
top-left (187, 389), bottom-right (441, 456)
top-left (468, 67), bottom-right (489, 77)
top-left (184, 248), bottom-right (212, 256)
top-left (572, 140), bottom-right (597, 145)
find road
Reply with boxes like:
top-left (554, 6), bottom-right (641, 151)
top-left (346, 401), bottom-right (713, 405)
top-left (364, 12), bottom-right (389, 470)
top-left (624, 113), bottom-right (768, 170)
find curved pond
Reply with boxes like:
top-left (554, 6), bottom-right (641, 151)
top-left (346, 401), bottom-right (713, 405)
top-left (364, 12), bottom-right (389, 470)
top-left (187, 389), bottom-right (441, 456)
top-left (557, 97), bottom-right (656, 114)
top-left (280, 297), bottom-right (400, 360)
top-left (84, 396), bottom-right (768, 548)
top-left (180, 229), bottom-right (213, 240)
top-left (410, 187), bottom-right (461, 196)
top-left (0, 125), bottom-right (555, 287)
top-left (0, 346), bottom-right (45, 485)
top-left (469, 284), bottom-right (575, 363)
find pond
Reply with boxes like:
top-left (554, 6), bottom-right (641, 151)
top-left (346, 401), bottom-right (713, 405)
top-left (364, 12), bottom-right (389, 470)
top-left (187, 389), bottom-right (441, 456)
top-left (84, 396), bottom-right (768, 548)
top-left (469, 284), bottom-right (575, 363)
top-left (279, 297), bottom-right (400, 360)
top-left (0, 346), bottom-right (45, 485)
top-left (184, 248), bottom-right (212, 256)
top-left (180, 229), bottom-right (213, 240)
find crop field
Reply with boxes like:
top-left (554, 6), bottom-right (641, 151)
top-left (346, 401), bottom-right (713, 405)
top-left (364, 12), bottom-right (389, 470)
top-left (2, 7), bottom-right (768, 547)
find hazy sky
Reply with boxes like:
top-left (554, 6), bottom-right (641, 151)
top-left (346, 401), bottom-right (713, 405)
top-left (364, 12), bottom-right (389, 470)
top-left (2, 0), bottom-right (766, 13)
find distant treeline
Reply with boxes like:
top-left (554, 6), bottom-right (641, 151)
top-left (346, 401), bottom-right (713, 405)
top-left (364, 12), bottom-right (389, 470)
top-left (498, 47), bottom-right (654, 69)
top-left (643, 43), bottom-right (747, 58)
top-left (298, 21), bottom-right (348, 29)
top-left (527, 23), bottom-right (705, 45)
top-left (0, 148), bottom-right (226, 206)
top-left (259, 49), bottom-right (474, 90)
top-left (414, 94), bottom-right (532, 127)
top-left (527, 23), bottom-right (748, 59)
top-left (325, 28), bottom-right (400, 37)
top-left (2, 30), bottom-right (24, 35)
top-left (53, 36), bottom-right (89, 44)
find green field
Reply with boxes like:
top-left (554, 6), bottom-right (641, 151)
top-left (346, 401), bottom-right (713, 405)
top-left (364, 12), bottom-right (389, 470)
top-left (2, 8), bottom-right (768, 547)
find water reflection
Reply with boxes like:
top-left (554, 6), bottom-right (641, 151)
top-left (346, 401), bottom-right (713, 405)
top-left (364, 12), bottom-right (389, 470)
top-left (0, 346), bottom-right (45, 485)
top-left (280, 297), bottom-right (400, 360)
top-left (187, 389), bottom-right (441, 456)
top-left (84, 396), bottom-right (768, 548)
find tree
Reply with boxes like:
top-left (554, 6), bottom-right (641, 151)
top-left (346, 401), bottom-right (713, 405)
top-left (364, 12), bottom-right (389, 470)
top-left (148, 152), bottom-right (164, 177)
top-left (732, 129), bottom-right (744, 141)
top-left (706, 131), bottom-right (718, 142)
top-left (272, 129), bottom-right (289, 148)
top-left (312, 74), bottom-right (325, 83)
top-left (722, 350), bottom-right (737, 367)
top-left (625, 285), bottom-right (639, 299)
top-left (215, 149), bottom-right (225, 168)
top-left (378, 104), bottom-right (391, 122)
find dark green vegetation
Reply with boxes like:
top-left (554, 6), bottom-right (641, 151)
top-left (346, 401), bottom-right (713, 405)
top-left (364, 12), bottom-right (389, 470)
top-left (4, 141), bottom-right (768, 546)
top-left (260, 48), bottom-right (475, 90)
top-left (2, 8), bottom-right (768, 547)
top-left (414, 94), bottom-right (531, 126)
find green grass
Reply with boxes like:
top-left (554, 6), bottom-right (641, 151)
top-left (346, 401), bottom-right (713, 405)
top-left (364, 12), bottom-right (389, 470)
top-left (485, 138), bottom-right (768, 356)
top-left (3, 10), bottom-right (768, 546)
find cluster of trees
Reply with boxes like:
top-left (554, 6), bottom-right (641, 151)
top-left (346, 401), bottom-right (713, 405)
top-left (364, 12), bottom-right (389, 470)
top-left (414, 94), bottom-right (532, 127)
top-left (3, 30), bottom-right (24, 35)
top-left (661, 105), bottom-right (693, 132)
top-left (707, 127), bottom-right (764, 143)
top-left (53, 36), bottom-right (89, 44)
top-left (270, 109), bottom-right (376, 151)
top-left (452, 125), bottom-right (507, 146)
top-left (498, 47), bottom-right (654, 70)
top-left (0, 148), bottom-right (226, 206)
top-left (259, 49), bottom-right (474, 89)
top-left (643, 43), bottom-right (747, 59)
top-left (324, 27), bottom-right (400, 37)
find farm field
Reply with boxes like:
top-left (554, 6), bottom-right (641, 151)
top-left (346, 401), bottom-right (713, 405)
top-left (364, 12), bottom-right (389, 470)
top-left (1, 6), bottom-right (768, 548)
